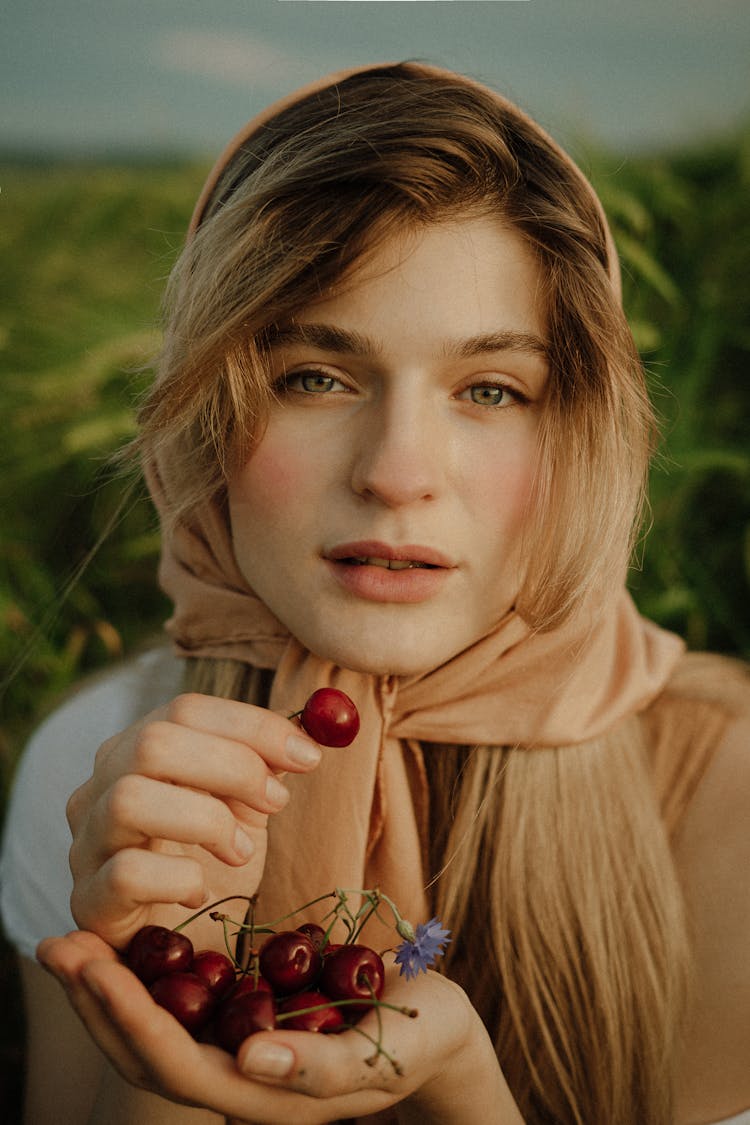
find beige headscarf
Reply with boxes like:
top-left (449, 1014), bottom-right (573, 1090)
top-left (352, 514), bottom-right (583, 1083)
top-left (146, 64), bottom-right (684, 941)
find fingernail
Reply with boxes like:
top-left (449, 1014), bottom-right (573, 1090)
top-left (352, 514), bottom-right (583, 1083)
top-left (240, 1041), bottom-right (295, 1077)
top-left (286, 734), bottom-right (322, 768)
top-left (265, 775), bottom-right (290, 809)
top-left (233, 827), bottom-right (255, 859)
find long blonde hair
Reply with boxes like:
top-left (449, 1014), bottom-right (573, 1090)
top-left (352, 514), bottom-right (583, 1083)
top-left (141, 65), bottom-right (689, 1123)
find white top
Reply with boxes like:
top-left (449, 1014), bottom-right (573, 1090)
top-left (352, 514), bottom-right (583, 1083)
top-left (0, 646), bottom-right (182, 959)
top-left (1, 647), bottom-right (749, 1125)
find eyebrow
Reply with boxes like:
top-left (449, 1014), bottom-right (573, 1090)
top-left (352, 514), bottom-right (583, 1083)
top-left (267, 322), bottom-right (549, 360)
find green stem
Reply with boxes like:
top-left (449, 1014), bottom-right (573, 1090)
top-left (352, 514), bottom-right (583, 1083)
top-left (276, 997), bottom-right (418, 1022)
top-left (171, 895), bottom-right (255, 934)
top-left (348, 1023), bottom-right (405, 1077)
top-left (238, 890), bottom-right (339, 934)
top-left (235, 898), bottom-right (256, 972)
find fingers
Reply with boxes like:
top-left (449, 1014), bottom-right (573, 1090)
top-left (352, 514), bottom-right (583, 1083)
top-left (238, 1027), bottom-right (404, 1098)
top-left (73, 771), bottom-right (265, 870)
top-left (69, 709), bottom-right (319, 839)
top-left (70, 848), bottom-right (210, 938)
top-left (68, 694), bottom-right (322, 863)
top-left (66, 694), bottom-right (324, 940)
top-left (235, 965), bottom-right (473, 1102)
top-left (99, 694), bottom-right (323, 794)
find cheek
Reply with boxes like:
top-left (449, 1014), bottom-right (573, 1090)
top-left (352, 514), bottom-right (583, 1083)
top-left (230, 437), bottom-right (309, 520)
top-left (469, 440), bottom-right (538, 537)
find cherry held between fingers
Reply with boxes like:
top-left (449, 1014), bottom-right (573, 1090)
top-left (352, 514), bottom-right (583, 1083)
top-left (299, 688), bottom-right (360, 747)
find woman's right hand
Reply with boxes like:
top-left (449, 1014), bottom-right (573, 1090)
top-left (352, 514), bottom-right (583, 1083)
top-left (66, 692), bottom-right (323, 951)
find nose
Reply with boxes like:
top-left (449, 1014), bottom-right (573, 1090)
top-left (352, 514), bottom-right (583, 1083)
top-left (350, 394), bottom-right (445, 507)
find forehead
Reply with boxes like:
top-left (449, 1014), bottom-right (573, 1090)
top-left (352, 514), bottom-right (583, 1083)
top-left (289, 217), bottom-right (547, 345)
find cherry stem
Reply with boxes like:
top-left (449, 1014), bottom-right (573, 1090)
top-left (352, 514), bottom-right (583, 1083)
top-left (171, 895), bottom-right (255, 935)
top-left (275, 997), bottom-right (418, 1024)
top-left (217, 914), bottom-right (237, 966)
top-left (233, 891), bottom-right (339, 936)
top-left (181, 887), bottom-right (417, 961)
top-left (348, 1023), bottom-right (405, 1077)
top-left (234, 897), bottom-right (256, 972)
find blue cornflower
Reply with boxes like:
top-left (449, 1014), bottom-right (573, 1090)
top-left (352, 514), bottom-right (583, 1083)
top-left (394, 917), bottom-right (451, 980)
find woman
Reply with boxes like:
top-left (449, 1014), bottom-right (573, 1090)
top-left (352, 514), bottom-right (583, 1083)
top-left (2, 63), bottom-right (748, 1125)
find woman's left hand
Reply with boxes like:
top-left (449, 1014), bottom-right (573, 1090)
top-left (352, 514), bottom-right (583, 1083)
top-left (37, 930), bottom-right (521, 1125)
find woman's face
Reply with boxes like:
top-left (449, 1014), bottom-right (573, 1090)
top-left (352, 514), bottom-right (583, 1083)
top-left (228, 216), bottom-right (549, 676)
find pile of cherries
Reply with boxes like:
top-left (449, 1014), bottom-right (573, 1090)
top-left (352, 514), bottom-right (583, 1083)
top-left (126, 920), bottom-right (386, 1052)
top-left (125, 688), bottom-right (382, 1054)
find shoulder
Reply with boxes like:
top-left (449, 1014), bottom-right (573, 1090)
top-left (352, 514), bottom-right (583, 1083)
top-left (641, 651), bottom-right (749, 833)
top-left (670, 676), bottom-right (750, 1121)
top-left (657, 650), bottom-right (750, 932)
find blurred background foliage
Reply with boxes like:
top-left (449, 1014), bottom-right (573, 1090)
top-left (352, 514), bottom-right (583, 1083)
top-left (1, 142), bottom-right (750, 777)
top-left (0, 135), bottom-right (749, 1108)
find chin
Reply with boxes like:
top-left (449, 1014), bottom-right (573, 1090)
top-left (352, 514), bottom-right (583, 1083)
top-left (303, 624), bottom-right (461, 679)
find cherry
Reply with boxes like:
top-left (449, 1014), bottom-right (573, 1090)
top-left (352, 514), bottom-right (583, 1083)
top-left (300, 688), bottom-right (360, 747)
top-left (150, 972), bottom-right (215, 1035)
top-left (259, 930), bottom-right (322, 995)
top-left (319, 944), bottom-right (385, 1015)
top-left (296, 922), bottom-right (327, 951)
top-left (229, 972), bottom-right (273, 999)
top-left (191, 950), bottom-right (236, 997)
top-left (215, 990), bottom-right (276, 1053)
top-left (277, 990), bottom-right (345, 1033)
top-left (126, 925), bottom-right (193, 985)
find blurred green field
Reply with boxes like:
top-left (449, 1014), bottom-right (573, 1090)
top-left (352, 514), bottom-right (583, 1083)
top-left (1, 137), bottom-right (749, 1113)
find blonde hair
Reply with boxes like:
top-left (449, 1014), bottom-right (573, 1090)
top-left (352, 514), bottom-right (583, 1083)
top-left (142, 65), bottom-right (689, 1123)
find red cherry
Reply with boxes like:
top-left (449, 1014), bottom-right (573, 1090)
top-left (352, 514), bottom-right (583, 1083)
top-left (296, 922), bottom-right (327, 951)
top-left (259, 930), bottom-right (322, 995)
top-left (191, 950), bottom-right (236, 997)
top-left (150, 972), bottom-right (215, 1035)
top-left (126, 925), bottom-right (193, 985)
top-left (215, 990), bottom-right (276, 1053)
top-left (300, 688), bottom-right (360, 747)
top-left (277, 990), bottom-right (345, 1033)
top-left (229, 973), bottom-right (273, 1000)
top-left (319, 944), bottom-right (385, 1016)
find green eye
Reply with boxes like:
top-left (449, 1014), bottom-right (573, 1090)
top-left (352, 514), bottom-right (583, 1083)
top-left (470, 385), bottom-right (508, 406)
top-left (299, 372), bottom-right (336, 393)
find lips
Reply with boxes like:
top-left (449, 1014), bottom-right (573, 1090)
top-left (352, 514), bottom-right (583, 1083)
top-left (326, 541), bottom-right (454, 569)
top-left (324, 541), bottom-right (454, 604)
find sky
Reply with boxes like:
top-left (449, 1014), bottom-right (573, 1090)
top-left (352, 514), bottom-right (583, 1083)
top-left (2, 0), bottom-right (749, 159)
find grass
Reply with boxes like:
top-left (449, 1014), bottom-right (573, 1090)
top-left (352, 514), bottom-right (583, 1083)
top-left (1, 135), bottom-right (748, 1115)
